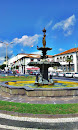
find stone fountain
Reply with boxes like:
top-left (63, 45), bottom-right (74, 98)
top-left (1, 28), bottom-right (78, 97)
top-left (28, 28), bottom-right (60, 85)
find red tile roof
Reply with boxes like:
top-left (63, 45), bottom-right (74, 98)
top-left (54, 48), bottom-right (78, 56)
top-left (18, 53), bottom-right (53, 58)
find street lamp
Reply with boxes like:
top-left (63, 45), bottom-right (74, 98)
top-left (0, 41), bottom-right (13, 72)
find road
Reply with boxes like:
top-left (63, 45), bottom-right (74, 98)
top-left (53, 76), bottom-right (78, 82)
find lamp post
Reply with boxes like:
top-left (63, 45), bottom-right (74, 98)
top-left (0, 41), bottom-right (13, 72)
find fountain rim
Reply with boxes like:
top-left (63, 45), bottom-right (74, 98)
top-left (1, 80), bottom-right (78, 91)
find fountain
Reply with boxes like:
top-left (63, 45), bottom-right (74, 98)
top-left (1, 28), bottom-right (78, 97)
top-left (28, 28), bottom-right (60, 85)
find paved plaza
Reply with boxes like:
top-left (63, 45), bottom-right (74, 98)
top-left (0, 87), bottom-right (78, 104)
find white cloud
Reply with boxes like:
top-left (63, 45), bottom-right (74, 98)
top-left (64, 29), bottom-right (73, 36)
top-left (32, 51), bottom-right (42, 55)
top-left (0, 34), bottom-right (41, 64)
top-left (52, 15), bottom-right (76, 36)
top-left (0, 57), bottom-right (5, 61)
top-left (0, 56), bottom-right (5, 64)
top-left (0, 43), bottom-right (3, 47)
top-left (13, 34), bottom-right (41, 47)
top-left (46, 20), bottom-right (52, 29)
top-left (59, 48), bottom-right (64, 52)
top-left (0, 46), bottom-right (13, 64)
top-left (21, 49), bottom-right (24, 52)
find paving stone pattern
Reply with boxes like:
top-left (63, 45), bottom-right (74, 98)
top-left (0, 88), bottom-right (78, 104)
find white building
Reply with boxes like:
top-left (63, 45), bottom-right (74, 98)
top-left (8, 47), bottom-right (78, 74)
top-left (53, 47), bottom-right (78, 72)
top-left (8, 53), bottom-right (53, 74)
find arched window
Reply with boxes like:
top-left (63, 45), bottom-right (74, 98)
top-left (60, 57), bottom-right (62, 62)
top-left (57, 58), bottom-right (59, 62)
top-left (70, 55), bottom-right (73, 62)
top-left (66, 56), bottom-right (69, 61)
top-left (63, 56), bottom-right (65, 62)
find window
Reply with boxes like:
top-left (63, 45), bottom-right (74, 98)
top-left (31, 59), bottom-right (33, 61)
top-left (70, 55), bottom-right (73, 62)
top-left (60, 57), bottom-right (62, 62)
top-left (57, 58), bottom-right (59, 62)
top-left (66, 56), bottom-right (69, 61)
top-left (63, 56), bottom-right (65, 62)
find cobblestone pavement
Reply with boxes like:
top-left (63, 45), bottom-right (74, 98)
top-left (0, 88), bottom-right (78, 104)
top-left (0, 113), bottom-right (78, 130)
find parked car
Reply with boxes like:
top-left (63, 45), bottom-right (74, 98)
top-left (52, 72), bottom-right (57, 77)
top-left (58, 72), bottom-right (65, 77)
top-left (8, 70), bottom-right (13, 74)
top-left (65, 72), bottom-right (73, 78)
top-left (73, 73), bottom-right (78, 78)
top-left (29, 71), bottom-right (33, 75)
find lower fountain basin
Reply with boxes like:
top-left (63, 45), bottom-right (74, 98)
top-left (1, 80), bottom-right (78, 97)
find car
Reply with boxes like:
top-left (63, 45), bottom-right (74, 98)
top-left (29, 71), bottom-right (33, 75)
top-left (58, 72), bottom-right (65, 77)
top-left (8, 70), bottom-right (13, 74)
top-left (52, 72), bottom-right (57, 77)
top-left (65, 72), bottom-right (73, 78)
top-left (73, 73), bottom-right (78, 78)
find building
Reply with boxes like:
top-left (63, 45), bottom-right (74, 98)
top-left (8, 53), bottom-right (53, 74)
top-left (8, 47), bottom-right (78, 73)
top-left (53, 47), bottom-right (78, 72)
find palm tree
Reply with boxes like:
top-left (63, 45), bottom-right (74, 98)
top-left (66, 57), bottom-right (73, 72)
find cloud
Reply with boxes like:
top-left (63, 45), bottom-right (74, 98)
top-left (0, 57), bottom-right (5, 64)
top-left (0, 43), bottom-right (3, 47)
top-left (21, 49), bottom-right (24, 52)
top-left (0, 46), bottom-right (13, 65)
top-left (0, 34), bottom-right (41, 64)
top-left (13, 34), bottom-right (41, 47)
top-left (59, 48), bottom-right (64, 52)
top-left (0, 57), bottom-right (5, 61)
top-left (45, 20), bottom-right (52, 29)
top-left (64, 29), bottom-right (73, 36)
top-left (52, 15), bottom-right (76, 36)
top-left (32, 51), bottom-right (42, 55)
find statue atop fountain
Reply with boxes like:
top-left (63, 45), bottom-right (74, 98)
top-left (42, 28), bottom-right (46, 48)
top-left (28, 28), bottom-right (60, 85)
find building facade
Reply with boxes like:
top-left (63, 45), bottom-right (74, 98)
top-left (53, 48), bottom-right (78, 72)
top-left (8, 48), bottom-right (78, 74)
top-left (8, 53), bottom-right (53, 74)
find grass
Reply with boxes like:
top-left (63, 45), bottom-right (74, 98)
top-left (0, 75), bottom-right (78, 115)
top-left (0, 100), bottom-right (78, 115)
top-left (0, 75), bottom-right (35, 82)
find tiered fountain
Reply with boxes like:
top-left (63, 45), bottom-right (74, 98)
top-left (28, 28), bottom-right (60, 85)
top-left (1, 28), bottom-right (78, 97)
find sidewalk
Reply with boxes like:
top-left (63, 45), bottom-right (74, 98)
top-left (0, 88), bottom-right (78, 104)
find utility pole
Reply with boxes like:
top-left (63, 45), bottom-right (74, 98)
top-left (0, 41), bottom-right (13, 72)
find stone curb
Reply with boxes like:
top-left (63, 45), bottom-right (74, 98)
top-left (0, 110), bottom-right (78, 119)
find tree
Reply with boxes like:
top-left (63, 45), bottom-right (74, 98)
top-left (16, 65), bottom-right (19, 69)
top-left (4, 56), bottom-right (9, 61)
top-left (0, 64), bottom-right (6, 70)
top-left (66, 57), bottom-right (73, 72)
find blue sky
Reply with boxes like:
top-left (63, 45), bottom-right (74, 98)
top-left (0, 0), bottom-right (78, 64)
